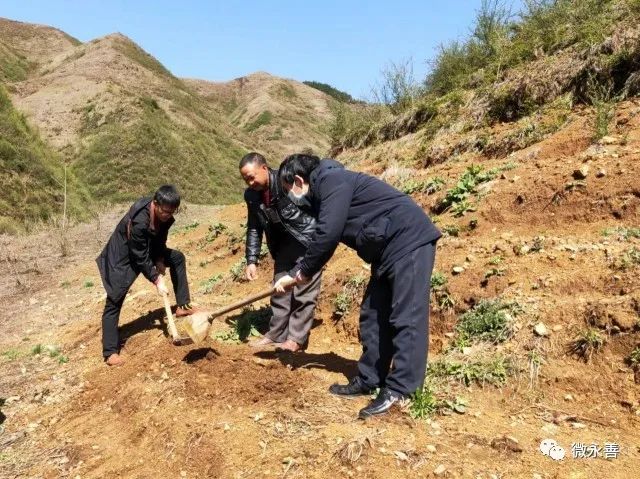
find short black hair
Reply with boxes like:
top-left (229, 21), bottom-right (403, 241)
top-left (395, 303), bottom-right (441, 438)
top-left (278, 153), bottom-right (320, 185)
top-left (239, 152), bottom-right (267, 169)
top-left (153, 184), bottom-right (181, 208)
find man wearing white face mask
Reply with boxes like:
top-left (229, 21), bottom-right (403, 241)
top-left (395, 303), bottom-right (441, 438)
top-left (275, 154), bottom-right (441, 419)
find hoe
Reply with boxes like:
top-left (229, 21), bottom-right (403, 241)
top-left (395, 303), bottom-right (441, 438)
top-left (183, 277), bottom-right (296, 344)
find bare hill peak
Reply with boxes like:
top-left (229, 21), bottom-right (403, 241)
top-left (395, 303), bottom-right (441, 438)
top-left (0, 17), bottom-right (79, 65)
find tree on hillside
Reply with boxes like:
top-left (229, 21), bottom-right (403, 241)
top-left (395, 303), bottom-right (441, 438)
top-left (303, 81), bottom-right (357, 103)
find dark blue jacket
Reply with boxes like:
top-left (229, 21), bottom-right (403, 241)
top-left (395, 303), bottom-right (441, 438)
top-left (292, 159), bottom-right (441, 278)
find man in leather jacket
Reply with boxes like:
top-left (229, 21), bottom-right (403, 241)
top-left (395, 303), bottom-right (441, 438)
top-left (239, 152), bottom-right (322, 352)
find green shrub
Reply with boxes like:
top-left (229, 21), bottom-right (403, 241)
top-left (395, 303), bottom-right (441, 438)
top-left (456, 299), bottom-right (519, 344)
top-left (429, 355), bottom-right (511, 386)
top-left (244, 111), bottom-right (273, 132)
top-left (333, 275), bottom-right (367, 318)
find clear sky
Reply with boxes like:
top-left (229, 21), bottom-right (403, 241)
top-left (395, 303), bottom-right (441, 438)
top-left (2, 1), bottom-right (518, 99)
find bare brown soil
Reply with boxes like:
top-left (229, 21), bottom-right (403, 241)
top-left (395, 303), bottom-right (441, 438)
top-left (1, 102), bottom-right (640, 478)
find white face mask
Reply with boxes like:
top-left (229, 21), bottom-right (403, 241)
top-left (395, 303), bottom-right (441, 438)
top-left (287, 189), bottom-right (312, 209)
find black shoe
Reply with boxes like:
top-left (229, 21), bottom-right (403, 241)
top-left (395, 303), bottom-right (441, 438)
top-left (329, 376), bottom-right (373, 398)
top-left (358, 388), bottom-right (404, 419)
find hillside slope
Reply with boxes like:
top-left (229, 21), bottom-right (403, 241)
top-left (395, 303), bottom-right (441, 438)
top-left (1, 18), bottom-right (341, 220)
top-left (185, 72), bottom-right (338, 162)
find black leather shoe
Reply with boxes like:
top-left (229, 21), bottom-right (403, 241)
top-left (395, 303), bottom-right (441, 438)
top-left (358, 388), bottom-right (404, 419)
top-left (329, 376), bottom-right (373, 398)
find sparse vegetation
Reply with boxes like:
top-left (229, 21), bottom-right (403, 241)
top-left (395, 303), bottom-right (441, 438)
top-left (586, 74), bottom-right (616, 141)
top-left (602, 226), bottom-right (640, 241)
top-left (72, 75), bottom-right (246, 205)
top-left (172, 221), bottom-right (199, 234)
top-left (399, 177), bottom-right (445, 195)
top-left (333, 275), bottom-right (367, 318)
top-left (430, 272), bottom-right (456, 311)
top-left (610, 248), bottom-right (640, 271)
top-left (244, 111), bottom-right (273, 132)
top-left (230, 258), bottom-right (248, 282)
top-left (629, 346), bottom-right (640, 366)
top-left (2, 349), bottom-right (21, 361)
top-left (429, 355), bottom-right (511, 386)
top-left (435, 165), bottom-right (495, 216)
top-left (455, 299), bottom-right (519, 346)
top-left (0, 84), bottom-right (89, 230)
top-left (212, 306), bottom-right (271, 343)
top-left (199, 274), bottom-right (223, 294)
top-left (568, 328), bottom-right (606, 362)
top-left (442, 224), bottom-right (460, 237)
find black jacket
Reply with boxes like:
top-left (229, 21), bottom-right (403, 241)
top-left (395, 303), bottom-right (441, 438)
top-left (291, 159), bottom-right (442, 278)
top-left (96, 197), bottom-right (173, 301)
top-left (244, 168), bottom-right (316, 264)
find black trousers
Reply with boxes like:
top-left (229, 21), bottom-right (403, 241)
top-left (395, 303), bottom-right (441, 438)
top-left (101, 248), bottom-right (190, 358)
top-left (356, 241), bottom-right (437, 396)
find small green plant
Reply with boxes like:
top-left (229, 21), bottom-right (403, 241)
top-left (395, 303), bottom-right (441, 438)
top-left (400, 177), bottom-right (445, 195)
top-left (442, 224), bottom-right (460, 237)
top-left (611, 248), bottom-right (640, 271)
top-left (487, 255), bottom-right (503, 265)
top-left (60, 280), bottom-right (71, 288)
top-left (409, 384), bottom-right (439, 419)
top-left (629, 346), bottom-right (640, 366)
top-left (568, 328), bottom-right (605, 362)
top-left (429, 356), bottom-right (511, 386)
top-left (46, 345), bottom-right (61, 358)
top-left (483, 268), bottom-right (505, 279)
top-left (230, 258), bottom-right (248, 282)
top-left (200, 274), bottom-right (223, 294)
top-left (83, 280), bottom-right (94, 288)
top-left (602, 227), bottom-right (640, 241)
top-left (436, 165), bottom-right (497, 216)
top-left (333, 275), bottom-right (367, 318)
top-left (455, 299), bottom-right (519, 345)
top-left (2, 349), bottom-right (20, 361)
top-left (431, 271), bottom-right (448, 290)
top-left (57, 355), bottom-right (69, 364)
top-left (431, 272), bottom-right (456, 311)
top-left (199, 222), bottom-right (228, 246)
top-left (586, 74), bottom-right (615, 141)
top-left (212, 306), bottom-right (271, 343)
top-left (30, 344), bottom-right (43, 356)
top-left (173, 221), bottom-right (199, 234)
top-left (440, 396), bottom-right (468, 415)
top-left (451, 199), bottom-right (476, 217)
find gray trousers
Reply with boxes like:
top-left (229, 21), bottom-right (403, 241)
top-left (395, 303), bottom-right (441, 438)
top-left (266, 240), bottom-right (321, 345)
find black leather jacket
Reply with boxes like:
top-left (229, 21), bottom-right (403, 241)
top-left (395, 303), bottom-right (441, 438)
top-left (244, 168), bottom-right (316, 264)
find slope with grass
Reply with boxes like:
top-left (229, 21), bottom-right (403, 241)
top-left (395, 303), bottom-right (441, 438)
top-left (185, 72), bottom-right (340, 162)
top-left (1, 17), bottom-right (342, 224)
top-left (6, 31), bottom-right (251, 205)
top-left (0, 84), bottom-right (89, 233)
